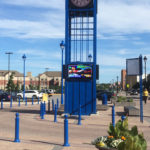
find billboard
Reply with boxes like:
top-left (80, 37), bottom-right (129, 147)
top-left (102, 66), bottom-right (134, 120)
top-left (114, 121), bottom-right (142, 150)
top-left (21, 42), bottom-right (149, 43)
top-left (126, 58), bottom-right (140, 76)
top-left (68, 64), bottom-right (92, 79)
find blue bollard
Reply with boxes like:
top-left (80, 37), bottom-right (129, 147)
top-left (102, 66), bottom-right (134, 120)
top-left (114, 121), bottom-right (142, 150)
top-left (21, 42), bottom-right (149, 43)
top-left (25, 97), bottom-right (27, 106)
top-left (54, 104), bottom-right (57, 122)
top-left (18, 97), bottom-right (20, 107)
top-left (102, 93), bottom-right (108, 105)
top-left (52, 99), bottom-right (54, 112)
top-left (78, 105), bottom-right (81, 125)
top-left (63, 115), bottom-right (70, 147)
top-left (38, 97), bottom-right (39, 104)
top-left (44, 101), bottom-right (46, 114)
top-left (1, 99), bottom-right (3, 109)
top-left (10, 96), bottom-right (12, 108)
top-left (57, 98), bottom-right (59, 109)
top-left (48, 100), bottom-right (50, 113)
top-left (32, 97), bottom-right (34, 105)
top-left (41, 103), bottom-right (44, 119)
top-left (14, 113), bottom-right (20, 142)
top-left (112, 105), bottom-right (115, 127)
top-left (121, 115), bottom-right (126, 122)
top-left (40, 102), bottom-right (42, 117)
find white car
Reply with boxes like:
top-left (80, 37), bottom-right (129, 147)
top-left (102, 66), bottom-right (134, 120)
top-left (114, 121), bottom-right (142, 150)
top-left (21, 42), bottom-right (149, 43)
top-left (17, 90), bottom-right (43, 99)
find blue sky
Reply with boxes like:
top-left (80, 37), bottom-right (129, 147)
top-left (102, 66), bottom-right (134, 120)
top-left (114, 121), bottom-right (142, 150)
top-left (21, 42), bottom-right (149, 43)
top-left (0, 0), bottom-right (150, 83)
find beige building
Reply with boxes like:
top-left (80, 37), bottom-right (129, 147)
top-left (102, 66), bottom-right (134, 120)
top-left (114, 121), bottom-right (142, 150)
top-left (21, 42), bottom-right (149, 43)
top-left (0, 70), bottom-right (62, 90)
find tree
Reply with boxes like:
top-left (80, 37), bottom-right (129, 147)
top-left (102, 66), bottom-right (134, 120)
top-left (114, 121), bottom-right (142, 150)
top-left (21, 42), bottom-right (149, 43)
top-left (15, 82), bottom-right (20, 92)
top-left (6, 73), bottom-right (15, 93)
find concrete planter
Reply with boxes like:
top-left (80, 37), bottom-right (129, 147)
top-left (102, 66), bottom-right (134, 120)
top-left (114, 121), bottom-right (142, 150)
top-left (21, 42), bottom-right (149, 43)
top-left (114, 101), bottom-right (136, 107)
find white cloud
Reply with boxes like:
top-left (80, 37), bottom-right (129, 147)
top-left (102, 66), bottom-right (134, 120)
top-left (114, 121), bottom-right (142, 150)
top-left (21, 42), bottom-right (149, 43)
top-left (99, 0), bottom-right (150, 35)
top-left (0, 19), bottom-right (65, 39)
top-left (1, 0), bottom-right (65, 9)
top-left (17, 49), bottom-right (61, 60)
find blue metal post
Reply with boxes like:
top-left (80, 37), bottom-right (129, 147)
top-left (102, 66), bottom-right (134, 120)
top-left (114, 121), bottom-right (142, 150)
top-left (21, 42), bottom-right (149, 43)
top-left (14, 113), bottom-right (20, 142)
top-left (38, 97), bottom-right (39, 104)
top-left (32, 96), bottom-right (34, 105)
top-left (78, 105), bottom-right (81, 125)
top-left (22, 54), bottom-right (26, 102)
top-left (52, 99), bottom-right (54, 111)
top-left (44, 101), bottom-right (46, 114)
top-left (121, 115), bottom-right (126, 122)
top-left (60, 40), bottom-right (65, 105)
top-left (54, 104), bottom-right (57, 122)
top-left (102, 94), bottom-right (108, 105)
top-left (25, 97), bottom-right (27, 106)
top-left (139, 55), bottom-right (143, 123)
top-left (112, 105), bottom-right (115, 127)
top-left (1, 99), bottom-right (3, 109)
top-left (57, 98), bottom-right (59, 109)
top-left (48, 100), bottom-right (50, 113)
top-left (40, 102), bottom-right (42, 117)
top-left (41, 103), bottom-right (44, 119)
top-left (18, 97), bottom-right (20, 107)
top-left (10, 96), bottom-right (12, 108)
top-left (63, 114), bottom-right (70, 147)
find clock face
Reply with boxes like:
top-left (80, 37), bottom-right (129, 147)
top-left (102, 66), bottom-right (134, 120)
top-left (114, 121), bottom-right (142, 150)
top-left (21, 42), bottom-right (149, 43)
top-left (71, 0), bottom-right (92, 8)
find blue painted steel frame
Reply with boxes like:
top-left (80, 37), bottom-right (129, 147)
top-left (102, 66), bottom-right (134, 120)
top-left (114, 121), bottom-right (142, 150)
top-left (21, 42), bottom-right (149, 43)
top-left (139, 55), bottom-right (143, 123)
top-left (65, 0), bottom-right (97, 115)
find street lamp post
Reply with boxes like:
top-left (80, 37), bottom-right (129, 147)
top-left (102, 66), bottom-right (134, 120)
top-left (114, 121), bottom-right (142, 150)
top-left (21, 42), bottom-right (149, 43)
top-left (117, 76), bottom-right (119, 94)
top-left (60, 40), bottom-right (65, 105)
top-left (144, 56), bottom-right (147, 87)
top-left (22, 54), bottom-right (26, 101)
top-left (5, 52), bottom-right (13, 91)
top-left (45, 68), bottom-right (49, 89)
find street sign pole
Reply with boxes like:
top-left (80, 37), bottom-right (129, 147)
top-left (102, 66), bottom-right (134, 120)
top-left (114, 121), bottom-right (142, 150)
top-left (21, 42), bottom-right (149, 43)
top-left (139, 55), bottom-right (143, 123)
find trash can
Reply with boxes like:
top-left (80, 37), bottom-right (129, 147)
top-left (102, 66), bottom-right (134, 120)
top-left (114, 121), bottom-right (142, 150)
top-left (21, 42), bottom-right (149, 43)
top-left (102, 93), bottom-right (108, 105)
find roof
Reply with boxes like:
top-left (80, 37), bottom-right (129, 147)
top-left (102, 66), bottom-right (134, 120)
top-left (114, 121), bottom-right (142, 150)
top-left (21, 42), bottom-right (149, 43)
top-left (0, 70), bottom-right (23, 77)
top-left (39, 71), bottom-right (61, 77)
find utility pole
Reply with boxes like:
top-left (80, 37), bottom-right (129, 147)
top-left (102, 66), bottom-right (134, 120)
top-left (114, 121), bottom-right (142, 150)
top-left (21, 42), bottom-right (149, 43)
top-left (117, 76), bottom-right (119, 94)
top-left (45, 68), bottom-right (49, 89)
top-left (5, 52), bottom-right (13, 87)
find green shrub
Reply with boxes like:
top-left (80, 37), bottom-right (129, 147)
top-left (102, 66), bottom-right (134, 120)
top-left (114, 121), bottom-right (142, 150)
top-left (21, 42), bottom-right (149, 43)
top-left (117, 96), bottom-right (127, 102)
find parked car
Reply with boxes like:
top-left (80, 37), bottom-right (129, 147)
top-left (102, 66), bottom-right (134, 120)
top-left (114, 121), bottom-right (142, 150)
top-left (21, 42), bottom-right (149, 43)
top-left (130, 90), bottom-right (138, 95)
top-left (17, 90), bottom-right (43, 99)
top-left (0, 91), bottom-right (11, 101)
top-left (96, 90), bottom-right (113, 101)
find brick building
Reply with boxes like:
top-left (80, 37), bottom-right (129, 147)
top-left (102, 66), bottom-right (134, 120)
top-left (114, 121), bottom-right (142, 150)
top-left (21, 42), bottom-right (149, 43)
top-left (0, 70), bottom-right (62, 90)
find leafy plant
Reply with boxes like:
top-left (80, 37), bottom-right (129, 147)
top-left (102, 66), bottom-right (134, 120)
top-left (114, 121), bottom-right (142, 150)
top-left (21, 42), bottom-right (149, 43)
top-left (108, 118), bottom-right (128, 139)
top-left (92, 118), bottom-right (147, 150)
top-left (117, 96), bottom-right (127, 102)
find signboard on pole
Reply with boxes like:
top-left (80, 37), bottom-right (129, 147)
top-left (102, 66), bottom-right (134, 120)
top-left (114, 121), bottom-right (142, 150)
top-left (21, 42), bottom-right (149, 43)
top-left (126, 58), bottom-right (140, 76)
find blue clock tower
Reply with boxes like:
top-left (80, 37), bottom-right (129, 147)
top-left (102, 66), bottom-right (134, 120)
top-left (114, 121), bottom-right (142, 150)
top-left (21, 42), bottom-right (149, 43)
top-left (64, 0), bottom-right (98, 115)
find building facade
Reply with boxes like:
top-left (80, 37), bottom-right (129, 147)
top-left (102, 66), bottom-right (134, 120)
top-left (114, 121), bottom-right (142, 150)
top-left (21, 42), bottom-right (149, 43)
top-left (121, 69), bottom-right (143, 90)
top-left (0, 70), bottom-right (62, 90)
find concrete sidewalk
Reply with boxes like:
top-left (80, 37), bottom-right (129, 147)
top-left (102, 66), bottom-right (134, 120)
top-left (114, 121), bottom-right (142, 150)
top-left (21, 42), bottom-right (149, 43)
top-left (0, 97), bottom-right (149, 150)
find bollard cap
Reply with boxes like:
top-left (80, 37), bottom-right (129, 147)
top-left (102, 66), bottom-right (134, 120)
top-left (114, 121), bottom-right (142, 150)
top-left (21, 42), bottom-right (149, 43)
top-left (16, 113), bottom-right (19, 117)
top-left (64, 114), bottom-right (68, 119)
top-left (121, 115), bottom-right (126, 121)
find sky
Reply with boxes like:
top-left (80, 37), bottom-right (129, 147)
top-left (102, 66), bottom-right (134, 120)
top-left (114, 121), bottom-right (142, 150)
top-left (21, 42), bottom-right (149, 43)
top-left (0, 0), bottom-right (150, 83)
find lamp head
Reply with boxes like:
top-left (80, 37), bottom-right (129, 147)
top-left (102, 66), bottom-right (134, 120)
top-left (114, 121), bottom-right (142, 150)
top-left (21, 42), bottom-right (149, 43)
top-left (144, 56), bottom-right (147, 62)
top-left (88, 54), bottom-right (92, 61)
top-left (60, 40), bottom-right (65, 50)
top-left (22, 54), bottom-right (26, 60)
